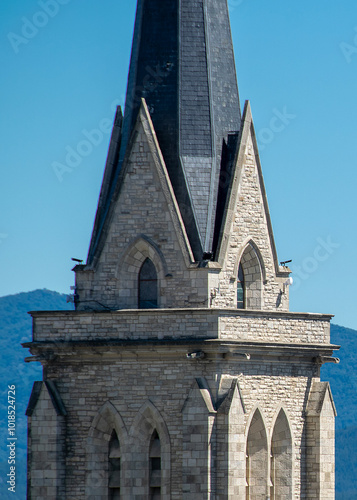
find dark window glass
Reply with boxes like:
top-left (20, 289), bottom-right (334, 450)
top-left (150, 487), bottom-right (161, 500)
top-left (139, 259), bottom-right (158, 309)
top-left (108, 430), bottom-right (121, 496)
top-left (149, 430), bottom-right (161, 497)
top-left (237, 263), bottom-right (245, 309)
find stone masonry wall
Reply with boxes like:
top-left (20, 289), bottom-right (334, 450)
top-left (27, 386), bottom-right (65, 499)
top-left (76, 116), bottom-right (209, 311)
top-left (31, 309), bottom-right (331, 345)
top-left (42, 353), bottom-right (321, 500)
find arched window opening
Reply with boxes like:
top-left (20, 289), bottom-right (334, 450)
top-left (246, 409), bottom-right (269, 499)
top-left (108, 430), bottom-right (121, 499)
top-left (271, 410), bottom-right (293, 499)
top-left (237, 262), bottom-right (245, 309)
top-left (139, 258), bottom-right (158, 309)
top-left (149, 430), bottom-right (161, 499)
top-left (238, 243), bottom-right (263, 309)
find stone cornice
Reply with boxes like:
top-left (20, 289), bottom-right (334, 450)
top-left (23, 338), bottom-right (339, 366)
top-left (29, 307), bottom-right (333, 321)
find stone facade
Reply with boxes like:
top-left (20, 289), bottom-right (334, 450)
top-left (25, 1), bottom-right (338, 498)
top-left (25, 331), bottom-right (337, 499)
top-left (26, 382), bottom-right (66, 499)
top-left (24, 106), bottom-right (339, 500)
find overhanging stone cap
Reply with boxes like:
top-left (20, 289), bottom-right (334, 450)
top-left (26, 380), bottom-right (67, 416)
top-left (306, 381), bottom-right (337, 417)
top-left (23, 338), bottom-right (340, 349)
top-left (29, 308), bottom-right (334, 321)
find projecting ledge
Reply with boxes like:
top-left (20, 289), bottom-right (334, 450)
top-left (22, 338), bottom-right (339, 365)
top-left (28, 308), bottom-right (333, 345)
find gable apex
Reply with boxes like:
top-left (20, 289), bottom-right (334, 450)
top-left (26, 381), bottom-right (67, 417)
top-left (215, 100), bottom-right (288, 278)
top-left (87, 99), bottom-right (195, 268)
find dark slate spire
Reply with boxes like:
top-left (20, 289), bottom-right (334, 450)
top-left (88, 0), bottom-right (241, 263)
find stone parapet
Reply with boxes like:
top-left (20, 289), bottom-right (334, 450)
top-left (30, 308), bottom-right (332, 345)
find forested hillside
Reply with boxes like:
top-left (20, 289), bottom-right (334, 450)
top-left (0, 290), bottom-right (355, 498)
top-left (322, 324), bottom-right (357, 499)
top-left (0, 290), bottom-right (72, 499)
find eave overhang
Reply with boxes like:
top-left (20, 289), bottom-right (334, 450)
top-left (23, 337), bottom-right (339, 366)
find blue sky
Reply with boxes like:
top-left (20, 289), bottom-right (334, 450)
top-left (0, 0), bottom-right (356, 330)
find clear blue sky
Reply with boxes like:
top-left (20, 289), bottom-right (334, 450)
top-left (1, 0), bottom-right (356, 329)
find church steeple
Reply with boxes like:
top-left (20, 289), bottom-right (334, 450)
top-left (88, 0), bottom-right (241, 263)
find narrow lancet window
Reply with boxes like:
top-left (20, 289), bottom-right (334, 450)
top-left (139, 258), bottom-right (158, 309)
top-left (237, 262), bottom-right (245, 309)
top-left (149, 430), bottom-right (161, 499)
top-left (108, 430), bottom-right (121, 499)
top-left (246, 409), bottom-right (268, 499)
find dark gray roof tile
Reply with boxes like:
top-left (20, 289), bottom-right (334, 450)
top-left (88, 0), bottom-right (241, 263)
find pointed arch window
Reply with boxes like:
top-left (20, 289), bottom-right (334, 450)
top-left (246, 409), bottom-right (268, 499)
top-left (237, 262), bottom-right (245, 309)
top-left (271, 409), bottom-right (293, 499)
top-left (149, 430), bottom-right (161, 499)
top-left (139, 258), bottom-right (158, 309)
top-left (108, 430), bottom-right (121, 499)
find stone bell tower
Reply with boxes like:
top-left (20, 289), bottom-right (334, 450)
top-left (25, 1), bottom-right (339, 498)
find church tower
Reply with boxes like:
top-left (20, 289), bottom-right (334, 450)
top-left (25, 1), bottom-right (339, 498)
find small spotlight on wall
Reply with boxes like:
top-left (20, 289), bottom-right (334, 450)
top-left (232, 352), bottom-right (251, 360)
top-left (283, 277), bottom-right (293, 293)
top-left (186, 351), bottom-right (206, 360)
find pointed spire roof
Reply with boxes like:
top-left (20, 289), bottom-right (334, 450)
top-left (88, 0), bottom-right (241, 263)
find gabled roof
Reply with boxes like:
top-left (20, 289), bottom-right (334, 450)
top-left (87, 0), bottom-right (241, 264)
top-left (214, 100), bottom-right (286, 276)
top-left (181, 377), bottom-right (216, 414)
top-left (217, 378), bottom-right (246, 415)
top-left (88, 99), bottom-right (195, 268)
